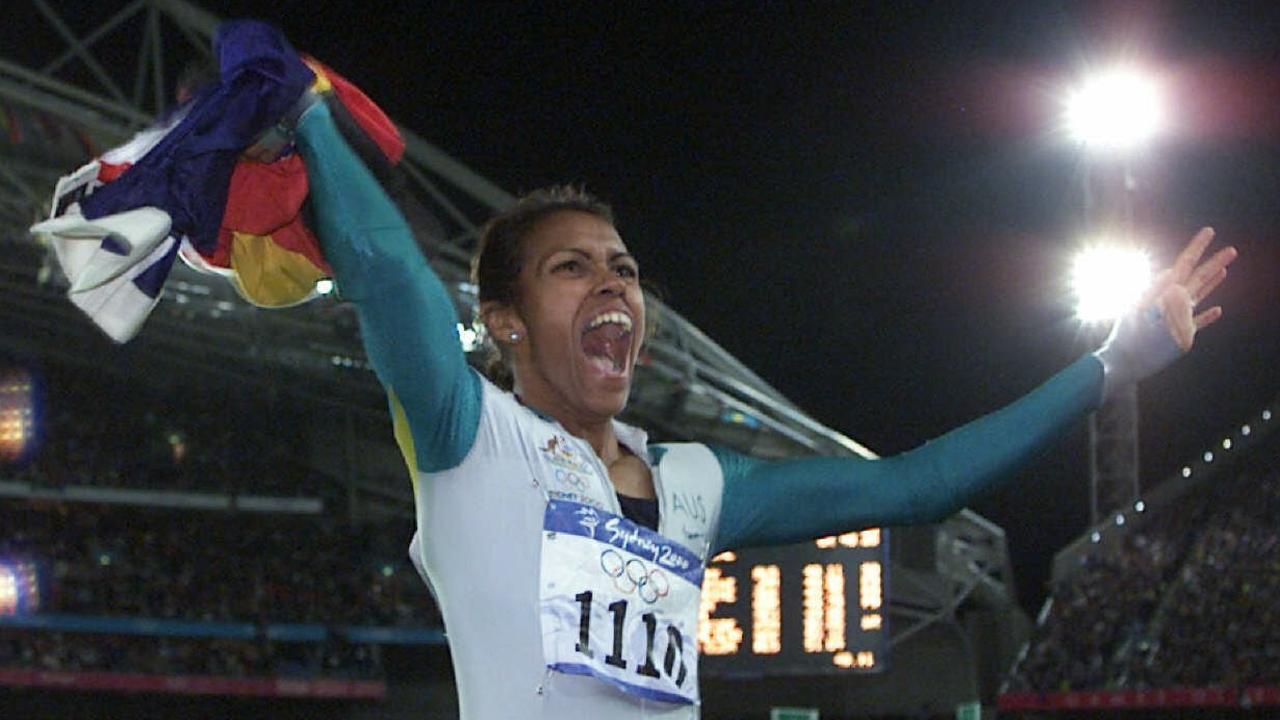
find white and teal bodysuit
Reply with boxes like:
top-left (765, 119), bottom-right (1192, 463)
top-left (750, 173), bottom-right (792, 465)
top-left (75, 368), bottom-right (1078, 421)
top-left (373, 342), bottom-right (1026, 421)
top-left (295, 101), bottom-right (1108, 719)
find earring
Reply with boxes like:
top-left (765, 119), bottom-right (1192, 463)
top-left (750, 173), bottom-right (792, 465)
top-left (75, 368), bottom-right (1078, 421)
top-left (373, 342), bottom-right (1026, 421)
top-left (509, 331), bottom-right (520, 342)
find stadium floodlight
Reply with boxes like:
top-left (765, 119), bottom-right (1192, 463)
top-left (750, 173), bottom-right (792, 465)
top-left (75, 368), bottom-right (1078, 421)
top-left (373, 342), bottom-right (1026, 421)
top-left (1064, 66), bottom-right (1164, 151)
top-left (1070, 243), bottom-right (1152, 323)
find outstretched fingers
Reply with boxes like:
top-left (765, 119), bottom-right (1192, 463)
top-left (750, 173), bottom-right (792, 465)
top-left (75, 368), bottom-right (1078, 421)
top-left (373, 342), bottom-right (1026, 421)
top-left (1170, 227), bottom-right (1217, 284)
top-left (1194, 305), bottom-right (1224, 330)
top-left (1144, 229), bottom-right (1237, 353)
top-left (1187, 247), bottom-right (1237, 303)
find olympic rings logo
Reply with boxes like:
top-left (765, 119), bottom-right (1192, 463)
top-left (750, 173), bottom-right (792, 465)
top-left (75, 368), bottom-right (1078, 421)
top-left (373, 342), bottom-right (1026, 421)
top-left (555, 468), bottom-right (588, 492)
top-left (599, 549), bottom-right (671, 604)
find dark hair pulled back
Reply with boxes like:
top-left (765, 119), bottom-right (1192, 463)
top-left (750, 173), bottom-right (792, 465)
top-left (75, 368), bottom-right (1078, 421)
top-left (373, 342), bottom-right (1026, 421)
top-left (472, 186), bottom-right (616, 390)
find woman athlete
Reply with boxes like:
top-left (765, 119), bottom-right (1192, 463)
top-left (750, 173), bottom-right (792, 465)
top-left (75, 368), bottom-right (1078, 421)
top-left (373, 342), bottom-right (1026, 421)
top-left (289, 87), bottom-right (1235, 718)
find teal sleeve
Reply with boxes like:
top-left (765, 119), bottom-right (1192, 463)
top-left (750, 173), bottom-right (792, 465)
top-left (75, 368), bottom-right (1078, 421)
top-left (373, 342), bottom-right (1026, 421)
top-left (294, 102), bottom-right (481, 472)
top-left (712, 354), bottom-right (1104, 552)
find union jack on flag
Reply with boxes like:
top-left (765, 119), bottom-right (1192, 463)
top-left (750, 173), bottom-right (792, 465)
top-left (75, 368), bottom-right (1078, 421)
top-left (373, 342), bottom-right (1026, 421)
top-left (30, 20), bottom-right (402, 343)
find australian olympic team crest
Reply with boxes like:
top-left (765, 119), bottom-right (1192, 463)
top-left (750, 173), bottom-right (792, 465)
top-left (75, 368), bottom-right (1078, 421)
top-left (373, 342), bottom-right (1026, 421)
top-left (539, 434), bottom-right (599, 503)
top-left (539, 434), bottom-right (594, 474)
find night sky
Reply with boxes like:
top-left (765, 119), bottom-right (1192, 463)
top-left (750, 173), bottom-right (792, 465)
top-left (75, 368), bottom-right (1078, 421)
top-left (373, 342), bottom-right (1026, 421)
top-left (14, 1), bottom-right (1280, 611)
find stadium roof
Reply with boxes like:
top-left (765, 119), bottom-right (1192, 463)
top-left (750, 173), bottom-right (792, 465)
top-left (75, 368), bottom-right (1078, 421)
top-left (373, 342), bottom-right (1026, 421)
top-left (0, 0), bottom-right (874, 465)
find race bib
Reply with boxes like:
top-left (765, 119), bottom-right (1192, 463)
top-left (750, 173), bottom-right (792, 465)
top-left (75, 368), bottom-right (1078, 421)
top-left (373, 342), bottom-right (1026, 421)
top-left (540, 499), bottom-right (703, 705)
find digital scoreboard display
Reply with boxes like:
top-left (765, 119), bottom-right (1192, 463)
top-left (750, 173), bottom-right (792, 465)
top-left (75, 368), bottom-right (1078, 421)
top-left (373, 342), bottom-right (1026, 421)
top-left (698, 529), bottom-right (888, 676)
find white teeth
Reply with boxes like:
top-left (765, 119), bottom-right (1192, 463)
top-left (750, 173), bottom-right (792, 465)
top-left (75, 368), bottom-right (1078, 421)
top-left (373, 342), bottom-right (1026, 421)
top-left (587, 311), bottom-right (633, 332)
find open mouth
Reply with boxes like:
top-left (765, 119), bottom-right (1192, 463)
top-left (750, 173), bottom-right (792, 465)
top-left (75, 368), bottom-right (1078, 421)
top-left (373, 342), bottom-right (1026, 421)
top-left (581, 311), bottom-right (634, 377)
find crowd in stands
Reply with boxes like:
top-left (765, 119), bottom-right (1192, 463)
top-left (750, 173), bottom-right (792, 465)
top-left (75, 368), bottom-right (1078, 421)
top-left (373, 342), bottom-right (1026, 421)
top-left (0, 500), bottom-right (434, 627)
top-left (0, 362), bottom-right (435, 684)
top-left (0, 630), bottom-right (379, 679)
top-left (7, 364), bottom-right (346, 499)
top-left (1008, 450), bottom-right (1280, 693)
top-left (1010, 530), bottom-right (1187, 691)
top-left (0, 499), bottom-right (427, 681)
top-left (1133, 472), bottom-right (1280, 688)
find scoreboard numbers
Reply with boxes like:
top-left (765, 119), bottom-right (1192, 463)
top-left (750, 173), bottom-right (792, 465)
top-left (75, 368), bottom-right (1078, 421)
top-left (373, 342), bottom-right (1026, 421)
top-left (698, 529), bottom-right (888, 675)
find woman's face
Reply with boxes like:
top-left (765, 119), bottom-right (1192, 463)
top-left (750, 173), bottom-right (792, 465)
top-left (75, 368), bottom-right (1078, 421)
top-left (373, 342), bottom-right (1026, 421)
top-left (507, 210), bottom-right (645, 425)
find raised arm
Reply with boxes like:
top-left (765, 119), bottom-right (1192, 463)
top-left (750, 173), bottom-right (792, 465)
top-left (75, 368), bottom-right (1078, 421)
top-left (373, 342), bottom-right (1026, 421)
top-left (713, 228), bottom-right (1237, 552)
top-left (713, 353), bottom-right (1102, 551)
top-left (294, 100), bottom-right (481, 473)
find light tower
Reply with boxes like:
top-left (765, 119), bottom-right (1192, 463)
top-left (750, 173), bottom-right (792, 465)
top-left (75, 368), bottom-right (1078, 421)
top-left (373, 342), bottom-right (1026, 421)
top-left (1064, 65), bottom-right (1165, 525)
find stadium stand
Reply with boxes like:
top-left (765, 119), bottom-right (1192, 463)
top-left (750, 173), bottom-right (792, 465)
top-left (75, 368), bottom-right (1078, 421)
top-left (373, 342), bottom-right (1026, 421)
top-left (0, 500), bottom-right (430, 626)
top-left (14, 364), bottom-right (325, 498)
top-left (0, 361), bottom-right (441, 705)
top-left (1131, 467), bottom-right (1280, 688)
top-left (1002, 416), bottom-right (1280, 716)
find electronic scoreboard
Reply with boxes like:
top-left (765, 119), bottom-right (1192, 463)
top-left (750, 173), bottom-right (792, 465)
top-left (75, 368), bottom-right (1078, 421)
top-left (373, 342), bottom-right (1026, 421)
top-left (698, 528), bottom-right (888, 676)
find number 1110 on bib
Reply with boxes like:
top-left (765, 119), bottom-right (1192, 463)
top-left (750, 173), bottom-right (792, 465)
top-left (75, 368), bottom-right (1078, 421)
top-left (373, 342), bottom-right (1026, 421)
top-left (574, 590), bottom-right (689, 686)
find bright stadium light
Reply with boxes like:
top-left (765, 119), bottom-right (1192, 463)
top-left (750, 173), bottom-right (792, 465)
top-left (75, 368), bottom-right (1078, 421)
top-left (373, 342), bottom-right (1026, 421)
top-left (1064, 66), bottom-right (1164, 151)
top-left (1071, 244), bottom-right (1153, 322)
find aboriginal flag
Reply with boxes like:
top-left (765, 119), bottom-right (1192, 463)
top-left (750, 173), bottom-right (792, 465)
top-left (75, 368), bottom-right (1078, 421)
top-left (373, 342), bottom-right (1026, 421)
top-left (30, 20), bottom-right (403, 342)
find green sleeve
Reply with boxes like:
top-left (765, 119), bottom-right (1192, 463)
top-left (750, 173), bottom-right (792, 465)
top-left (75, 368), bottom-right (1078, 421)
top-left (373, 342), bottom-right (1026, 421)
top-left (712, 354), bottom-right (1103, 552)
top-left (294, 101), bottom-right (481, 473)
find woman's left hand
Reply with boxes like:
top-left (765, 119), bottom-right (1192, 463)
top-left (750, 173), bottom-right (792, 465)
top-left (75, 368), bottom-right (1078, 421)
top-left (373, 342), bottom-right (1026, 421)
top-left (1093, 227), bottom-right (1239, 399)
top-left (1147, 227), bottom-right (1238, 351)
